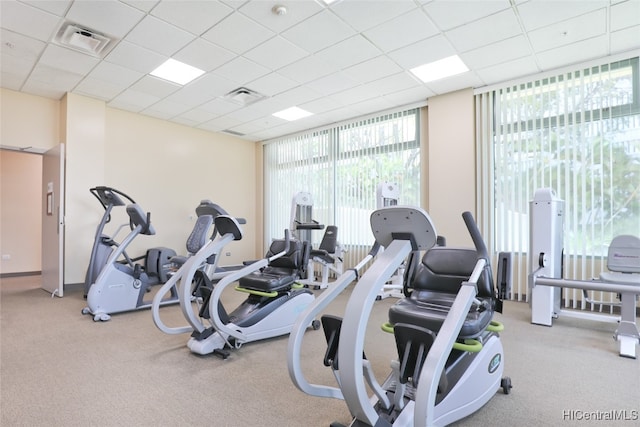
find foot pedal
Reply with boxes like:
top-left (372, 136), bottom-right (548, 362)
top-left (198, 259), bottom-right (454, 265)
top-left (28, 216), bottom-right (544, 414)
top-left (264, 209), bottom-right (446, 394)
top-left (214, 348), bottom-right (230, 360)
top-left (190, 327), bottom-right (214, 341)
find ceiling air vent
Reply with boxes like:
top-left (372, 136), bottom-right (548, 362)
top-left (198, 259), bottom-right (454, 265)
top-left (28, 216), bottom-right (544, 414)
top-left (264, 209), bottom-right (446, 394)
top-left (224, 87), bottom-right (266, 106)
top-left (53, 22), bottom-right (113, 57)
top-left (222, 129), bottom-right (245, 136)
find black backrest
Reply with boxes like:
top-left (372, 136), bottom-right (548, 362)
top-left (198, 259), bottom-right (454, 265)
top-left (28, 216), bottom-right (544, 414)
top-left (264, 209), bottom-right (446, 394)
top-left (267, 238), bottom-right (306, 271)
top-left (185, 215), bottom-right (214, 254)
top-left (409, 246), bottom-right (494, 299)
top-left (318, 225), bottom-right (338, 253)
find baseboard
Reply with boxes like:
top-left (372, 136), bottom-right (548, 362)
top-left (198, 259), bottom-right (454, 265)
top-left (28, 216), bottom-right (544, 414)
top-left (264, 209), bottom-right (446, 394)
top-left (0, 271), bottom-right (41, 278)
top-left (64, 282), bottom-right (83, 291)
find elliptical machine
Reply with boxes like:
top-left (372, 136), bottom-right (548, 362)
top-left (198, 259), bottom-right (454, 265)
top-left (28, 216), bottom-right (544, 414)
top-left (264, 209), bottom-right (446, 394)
top-left (82, 194), bottom-right (226, 322)
top-left (288, 206), bottom-right (511, 426)
top-left (83, 186), bottom-right (176, 299)
top-left (83, 203), bottom-right (176, 321)
top-left (152, 215), bottom-right (317, 359)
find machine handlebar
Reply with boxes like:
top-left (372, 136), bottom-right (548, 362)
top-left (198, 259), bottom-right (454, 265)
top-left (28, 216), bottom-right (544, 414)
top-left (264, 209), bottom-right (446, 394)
top-left (462, 211), bottom-right (488, 260)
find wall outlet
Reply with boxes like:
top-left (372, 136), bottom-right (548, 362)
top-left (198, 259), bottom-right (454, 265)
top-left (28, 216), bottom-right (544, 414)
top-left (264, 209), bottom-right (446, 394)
top-left (225, 252), bottom-right (231, 257)
top-left (2, 254), bottom-right (10, 260)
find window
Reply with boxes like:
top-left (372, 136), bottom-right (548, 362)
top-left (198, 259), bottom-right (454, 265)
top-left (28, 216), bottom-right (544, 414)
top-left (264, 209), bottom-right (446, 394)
top-left (476, 56), bottom-right (640, 303)
top-left (263, 108), bottom-right (421, 268)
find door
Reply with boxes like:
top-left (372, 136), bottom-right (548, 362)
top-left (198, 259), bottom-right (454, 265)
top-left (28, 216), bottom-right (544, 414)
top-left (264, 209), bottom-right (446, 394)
top-left (41, 144), bottom-right (65, 297)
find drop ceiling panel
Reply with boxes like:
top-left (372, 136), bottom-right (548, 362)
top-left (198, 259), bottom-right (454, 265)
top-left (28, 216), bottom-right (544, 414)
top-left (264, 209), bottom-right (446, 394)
top-left (149, 0), bottom-right (232, 35)
top-left (213, 56), bottom-right (270, 85)
top-left (315, 35), bottom-right (381, 70)
top-left (363, 9), bottom-right (439, 52)
top-left (0, 1), bottom-right (61, 42)
top-left (1, 0), bottom-right (638, 142)
top-left (129, 75), bottom-right (180, 98)
top-left (610, 0), bottom-right (640, 31)
top-left (387, 35), bottom-right (457, 70)
top-left (343, 55), bottom-right (403, 84)
top-left (22, 0), bottom-right (72, 16)
top-left (536, 35), bottom-right (609, 71)
top-left (104, 40), bottom-right (166, 74)
top-left (527, 8), bottom-right (607, 53)
top-left (422, 0), bottom-right (511, 31)
top-left (331, 0), bottom-right (417, 32)
top-left (39, 44), bottom-right (100, 74)
top-left (461, 35), bottom-right (532, 70)
top-left (281, 10), bottom-right (355, 53)
top-left (239, 0), bottom-right (323, 33)
top-left (474, 56), bottom-right (540, 86)
top-left (172, 38), bottom-right (235, 72)
top-left (307, 71), bottom-right (360, 96)
top-left (201, 12), bottom-right (273, 54)
top-left (445, 8), bottom-right (522, 52)
top-left (246, 72), bottom-right (298, 97)
top-left (516, 0), bottom-right (608, 31)
top-left (65, 0), bottom-right (144, 38)
top-left (611, 25), bottom-right (640, 52)
top-left (243, 36), bottom-right (308, 70)
top-left (108, 88), bottom-right (160, 112)
top-left (74, 76), bottom-right (128, 101)
top-left (85, 61), bottom-right (143, 87)
top-left (1, 28), bottom-right (46, 63)
top-left (124, 15), bottom-right (195, 56)
top-left (120, 0), bottom-right (159, 13)
top-left (277, 55), bottom-right (339, 84)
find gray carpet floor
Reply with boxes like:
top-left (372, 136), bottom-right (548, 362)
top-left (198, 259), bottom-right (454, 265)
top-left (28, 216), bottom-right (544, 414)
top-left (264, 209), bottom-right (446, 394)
top-left (1, 275), bottom-right (638, 426)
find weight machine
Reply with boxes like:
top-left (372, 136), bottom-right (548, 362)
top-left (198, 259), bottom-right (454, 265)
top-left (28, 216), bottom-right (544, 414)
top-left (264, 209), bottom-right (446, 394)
top-left (290, 191), bottom-right (344, 289)
top-left (528, 188), bottom-right (640, 358)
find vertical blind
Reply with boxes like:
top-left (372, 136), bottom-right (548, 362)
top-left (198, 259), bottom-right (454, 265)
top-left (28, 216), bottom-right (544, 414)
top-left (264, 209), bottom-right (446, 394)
top-left (263, 108), bottom-right (421, 269)
top-left (476, 56), bottom-right (640, 310)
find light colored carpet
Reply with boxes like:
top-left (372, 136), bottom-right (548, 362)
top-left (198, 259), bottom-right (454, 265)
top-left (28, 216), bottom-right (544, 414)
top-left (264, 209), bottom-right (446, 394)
top-left (1, 275), bottom-right (638, 426)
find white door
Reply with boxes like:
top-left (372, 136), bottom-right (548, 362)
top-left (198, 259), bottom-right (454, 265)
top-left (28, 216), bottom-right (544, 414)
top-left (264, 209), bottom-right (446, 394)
top-left (41, 144), bottom-right (65, 297)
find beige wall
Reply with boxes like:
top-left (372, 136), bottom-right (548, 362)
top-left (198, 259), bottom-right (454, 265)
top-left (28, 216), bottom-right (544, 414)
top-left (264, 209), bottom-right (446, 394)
top-left (0, 150), bottom-right (42, 274)
top-left (102, 108), bottom-right (257, 278)
top-left (1, 89), bottom-right (257, 284)
top-left (1, 88), bottom-right (59, 152)
top-left (1, 87), bottom-right (479, 280)
top-left (63, 93), bottom-right (107, 283)
top-left (426, 88), bottom-right (476, 247)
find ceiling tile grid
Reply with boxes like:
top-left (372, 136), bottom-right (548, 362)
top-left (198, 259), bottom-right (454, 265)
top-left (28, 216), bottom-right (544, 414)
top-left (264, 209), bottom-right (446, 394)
top-left (1, 0), bottom-right (639, 142)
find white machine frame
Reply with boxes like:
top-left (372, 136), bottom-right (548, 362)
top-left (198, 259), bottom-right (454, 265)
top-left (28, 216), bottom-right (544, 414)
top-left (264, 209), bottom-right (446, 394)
top-left (153, 216), bottom-right (316, 358)
top-left (528, 188), bottom-right (640, 358)
top-left (375, 182), bottom-right (405, 300)
top-left (288, 206), bottom-right (507, 426)
top-left (290, 191), bottom-right (344, 289)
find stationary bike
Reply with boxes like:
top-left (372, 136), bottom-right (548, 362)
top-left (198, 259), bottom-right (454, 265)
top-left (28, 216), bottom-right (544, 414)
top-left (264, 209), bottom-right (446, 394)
top-left (153, 215), bottom-right (317, 359)
top-left (288, 206), bottom-right (511, 426)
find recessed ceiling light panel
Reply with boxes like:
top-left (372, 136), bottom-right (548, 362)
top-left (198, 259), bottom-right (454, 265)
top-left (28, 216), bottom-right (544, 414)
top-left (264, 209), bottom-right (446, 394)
top-left (410, 55), bottom-right (469, 83)
top-left (150, 59), bottom-right (205, 85)
top-left (273, 106), bottom-right (313, 121)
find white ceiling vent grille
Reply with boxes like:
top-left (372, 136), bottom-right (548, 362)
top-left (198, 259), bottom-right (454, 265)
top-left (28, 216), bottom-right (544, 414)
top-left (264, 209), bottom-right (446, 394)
top-left (224, 87), bottom-right (266, 106)
top-left (53, 23), bottom-right (113, 57)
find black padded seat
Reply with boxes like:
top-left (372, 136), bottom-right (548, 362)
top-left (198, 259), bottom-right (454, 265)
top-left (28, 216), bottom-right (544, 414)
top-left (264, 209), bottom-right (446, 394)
top-left (238, 238), bottom-right (308, 293)
top-left (388, 247), bottom-right (495, 339)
